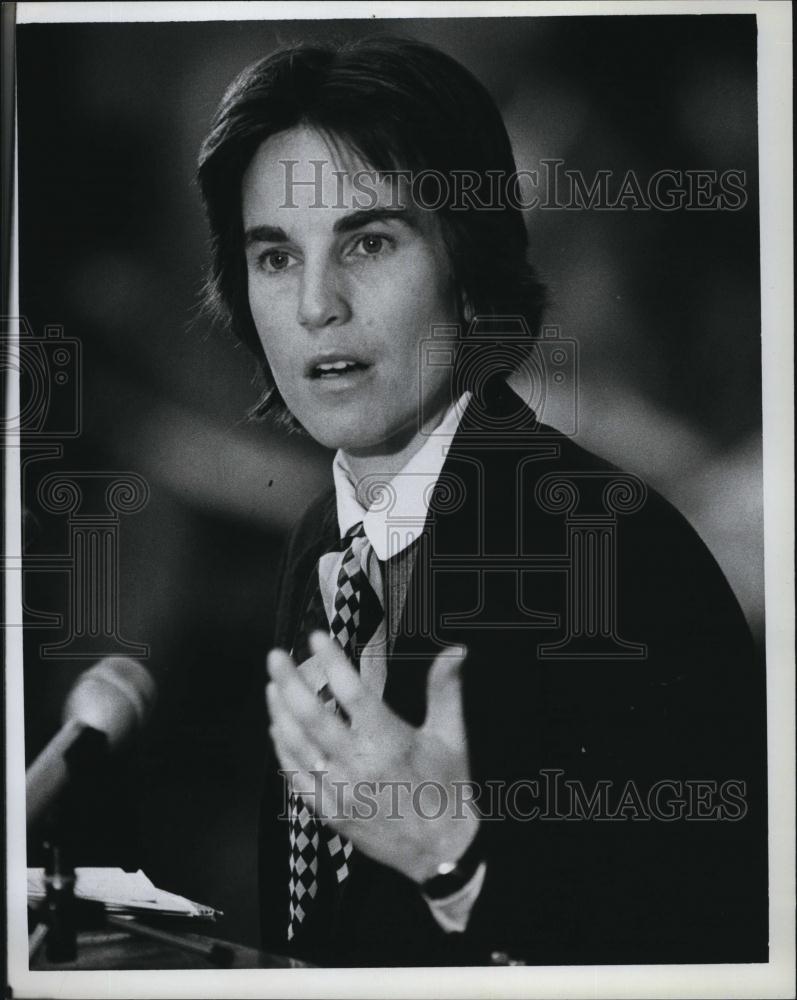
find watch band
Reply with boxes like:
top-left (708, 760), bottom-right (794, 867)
top-left (420, 829), bottom-right (484, 900)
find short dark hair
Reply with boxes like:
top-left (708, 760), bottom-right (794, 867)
top-left (197, 35), bottom-right (546, 427)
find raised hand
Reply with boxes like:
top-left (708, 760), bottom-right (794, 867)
top-left (266, 631), bottom-right (479, 884)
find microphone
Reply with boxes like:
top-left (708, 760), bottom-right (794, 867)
top-left (26, 657), bottom-right (156, 829)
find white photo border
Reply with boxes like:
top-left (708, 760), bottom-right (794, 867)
top-left (4, 2), bottom-right (794, 998)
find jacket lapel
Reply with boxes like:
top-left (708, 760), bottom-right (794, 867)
top-left (384, 380), bottom-right (560, 726)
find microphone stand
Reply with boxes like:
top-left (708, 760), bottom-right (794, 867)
top-left (28, 726), bottom-right (111, 963)
top-left (28, 839), bottom-right (83, 963)
top-left (28, 723), bottom-right (234, 968)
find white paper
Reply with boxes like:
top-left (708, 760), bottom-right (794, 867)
top-left (27, 867), bottom-right (221, 919)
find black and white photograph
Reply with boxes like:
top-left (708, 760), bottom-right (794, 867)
top-left (3, 2), bottom-right (794, 997)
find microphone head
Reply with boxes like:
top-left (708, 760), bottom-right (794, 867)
top-left (62, 657), bottom-right (156, 749)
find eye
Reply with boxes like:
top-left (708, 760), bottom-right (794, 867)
top-left (359, 235), bottom-right (384, 254)
top-left (350, 233), bottom-right (394, 258)
top-left (258, 249), bottom-right (295, 273)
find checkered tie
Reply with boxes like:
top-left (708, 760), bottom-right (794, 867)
top-left (287, 522), bottom-right (383, 943)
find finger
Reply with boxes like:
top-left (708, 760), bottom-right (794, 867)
top-left (267, 647), bottom-right (350, 759)
top-left (267, 682), bottom-right (324, 766)
top-left (271, 728), bottom-right (350, 831)
top-left (267, 675), bottom-right (350, 763)
top-left (270, 720), bottom-right (326, 789)
top-left (269, 683), bottom-right (350, 782)
top-left (423, 645), bottom-right (468, 739)
top-left (308, 631), bottom-right (376, 722)
top-left (271, 730), bottom-right (325, 806)
top-left (270, 721), bottom-right (303, 781)
top-left (266, 646), bottom-right (300, 684)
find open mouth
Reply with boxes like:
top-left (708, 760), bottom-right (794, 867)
top-left (311, 360), bottom-right (370, 379)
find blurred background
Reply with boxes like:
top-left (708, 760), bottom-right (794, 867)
top-left (16, 14), bottom-right (761, 949)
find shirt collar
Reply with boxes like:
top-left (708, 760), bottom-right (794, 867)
top-left (332, 392), bottom-right (471, 561)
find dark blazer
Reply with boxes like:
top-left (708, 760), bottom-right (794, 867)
top-left (259, 381), bottom-right (768, 967)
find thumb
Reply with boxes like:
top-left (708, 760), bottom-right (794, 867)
top-left (423, 646), bottom-right (468, 739)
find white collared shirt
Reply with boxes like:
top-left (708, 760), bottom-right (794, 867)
top-left (326, 392), bottom-right (486, 934)
top-left (333, 391), bottom-right (471, 562)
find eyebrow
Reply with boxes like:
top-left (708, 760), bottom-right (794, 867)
top-left (244, 207), bottom-right (417, 247)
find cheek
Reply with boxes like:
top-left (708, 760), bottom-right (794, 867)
top-left (248, 287), bottom-right (293, 369)
top-left (364, 252), bottom-right (459, 328)
top-left (372, 266), bottom-right (458, 369)
top-left (247, 286), bottom-right (269, 346)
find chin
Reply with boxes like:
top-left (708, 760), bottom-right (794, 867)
top-left (309, 416), bottom-right (405, 456)
top-left (297, 416), bottom-right (374, 453)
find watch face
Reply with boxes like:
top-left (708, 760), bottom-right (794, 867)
top-left (422, 850), bottom-right (484, 900)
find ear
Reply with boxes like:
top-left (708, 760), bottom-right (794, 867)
top-left (461, 292), bottom-right (475, 326)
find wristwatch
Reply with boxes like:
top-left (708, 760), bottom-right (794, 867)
top-left (420, 830), bottom-right (484, 900)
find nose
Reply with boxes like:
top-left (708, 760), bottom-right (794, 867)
top-left (297, 258), bottom-right (351, 330)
